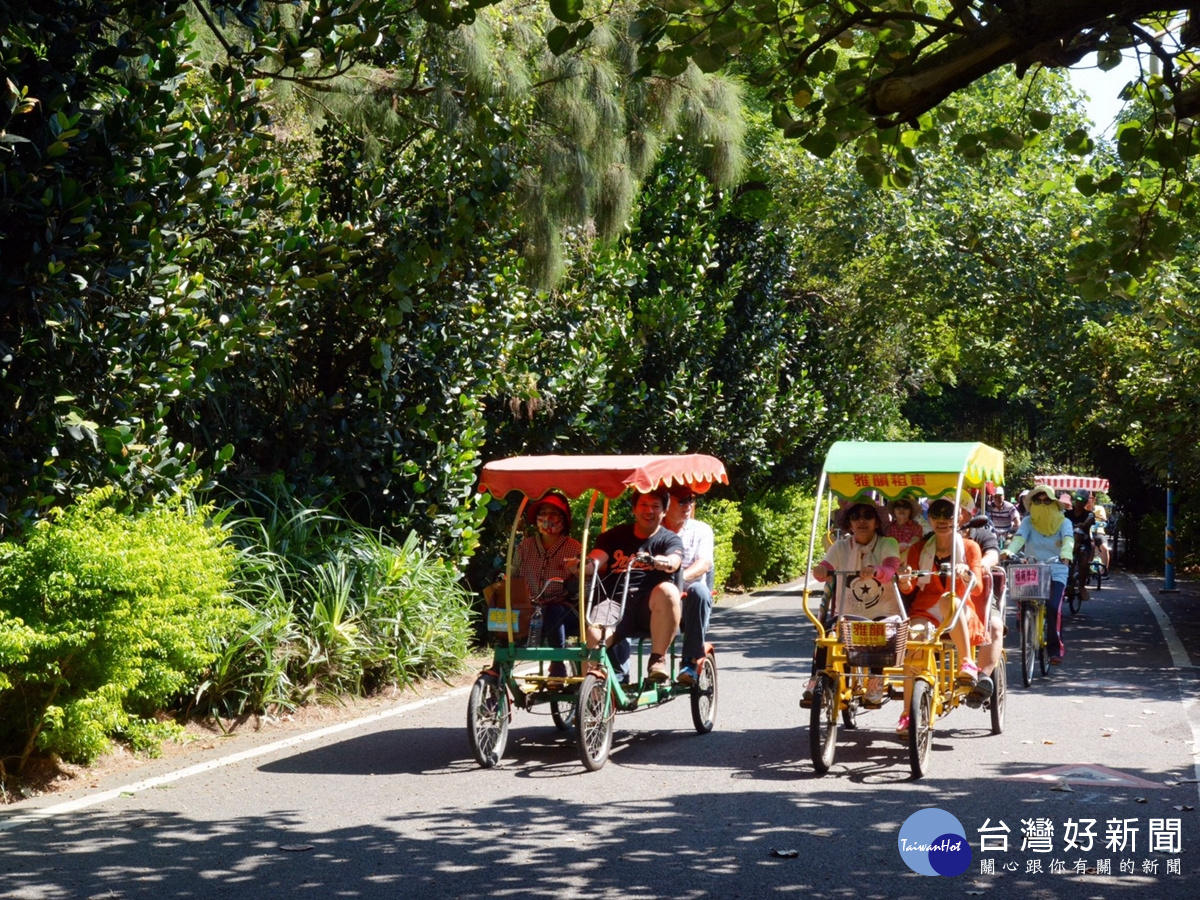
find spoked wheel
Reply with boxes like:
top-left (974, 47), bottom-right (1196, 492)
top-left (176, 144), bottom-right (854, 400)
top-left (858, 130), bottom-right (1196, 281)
top-left (1093, 563), bottom-right (1104, 592)
top-left (989, 655), bottom-right (1007, 735)
top-left (1020, 602), bottom-right (1037, 687)
top-left (809, 673), bottom-right (838, 775)
top-left (550, 661), bottom-right (578, 731)
top-left (690, 651), bottom-right (718, 734)
top-left (467, 673), bottom-right (509, 768)
top-left (908, 679), bottom-right (933, 778)
top-left (1066, 567), bottom-right (1082, 614)
top-left (575, 672), bottom-right (614, 772)
top-left (1037, 606), bottom-right (1050, 675)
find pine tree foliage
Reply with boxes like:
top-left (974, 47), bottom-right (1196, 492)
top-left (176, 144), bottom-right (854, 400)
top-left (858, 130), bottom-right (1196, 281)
top-left (241, 3), bottom-right (746, 285)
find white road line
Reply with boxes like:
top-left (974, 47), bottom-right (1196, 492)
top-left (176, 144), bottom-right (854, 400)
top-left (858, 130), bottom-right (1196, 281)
top-left (0, 686), bottom-right (470, 831)
top-left (1127, 572), bottom-right (1200, 806)
top-left (1128, 573), bottom-right (1194, 668)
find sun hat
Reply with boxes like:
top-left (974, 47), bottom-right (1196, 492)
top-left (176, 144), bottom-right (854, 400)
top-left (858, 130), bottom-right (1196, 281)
top-left (1026, 484), bottom-right (1057, 505)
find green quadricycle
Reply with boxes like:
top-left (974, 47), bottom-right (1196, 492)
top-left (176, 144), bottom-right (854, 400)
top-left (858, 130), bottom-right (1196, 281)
top-left (804, 442), bottom-right (1009, 778)
top-left (469, 455), bottom-right (727, 772)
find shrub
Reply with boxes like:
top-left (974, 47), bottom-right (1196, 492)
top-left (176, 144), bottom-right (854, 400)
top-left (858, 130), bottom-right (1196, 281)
top-left (201, 489), bottom-right (475, 717)
top-left (701, 497), bottom-right (741, 594)
top-left (734, 484), bottom-right (817, 588)
top-left (0, 487), bottom-right (241, 768)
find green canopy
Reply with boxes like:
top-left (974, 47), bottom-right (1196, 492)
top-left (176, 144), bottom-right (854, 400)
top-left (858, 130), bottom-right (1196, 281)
top-left (823, 441), bottom-right (1005, 501)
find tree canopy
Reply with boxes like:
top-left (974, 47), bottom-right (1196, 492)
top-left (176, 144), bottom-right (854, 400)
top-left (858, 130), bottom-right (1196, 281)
top-left (3, 0), bottom-right (1199, 567)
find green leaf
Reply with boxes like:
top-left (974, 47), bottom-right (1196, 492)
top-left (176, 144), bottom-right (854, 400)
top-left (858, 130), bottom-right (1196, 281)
top-left (549, 0), bottom-right (583, 23)
top-left (1063, 128), bottom-right (1095, 157)
top-left (694, 45), bottom-right (727, 73)
top-left (547, 25), bottom-right (575, 56)
top-left (1028, 109), bottom-right (1053, 130)
top-left (801, 130), bottom-right (838, 159)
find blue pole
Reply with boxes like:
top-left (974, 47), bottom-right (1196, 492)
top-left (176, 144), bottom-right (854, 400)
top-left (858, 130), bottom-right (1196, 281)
top-left (1163, 460), bottom-right (1178, 593)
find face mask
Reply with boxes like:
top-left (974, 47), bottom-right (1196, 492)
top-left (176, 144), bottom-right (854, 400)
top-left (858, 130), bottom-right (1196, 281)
top-left (537, 514), bottom-right (564, 535)
top-left (1030, 504), bottom-right (1063, 536)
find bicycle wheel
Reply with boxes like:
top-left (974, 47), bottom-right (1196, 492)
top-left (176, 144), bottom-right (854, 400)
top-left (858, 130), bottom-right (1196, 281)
top-left (1020, 602), bottom-right (1036, 687)
top-left (1037, 605), bottom-right (1049, 675)
top-left (908, 679), bottom-right (933, 778)
top-left (809, 673), bottom-right (838, 775)
top-left (989, 655), bottom-right (1006, 735)
top-left (575, 672), bottom-right (614, 772)
top-left (1066, 567), bottom-right (1082, 614)
top-left (690, 651), bottom-right (718, 734)
top-left (467, 673), bottom-right (509, 768)
top-left (1093, 562), bottom-right (1103, 592)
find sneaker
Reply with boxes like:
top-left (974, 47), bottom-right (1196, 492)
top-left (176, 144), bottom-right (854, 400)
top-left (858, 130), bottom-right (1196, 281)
top-left (864, 676), bottom-right (885, 707)
top-left (956, 659), bottom-right (980, 687)
top-left (965, 674), bottom-right (994, 708)
top-left (1050, 656), bottom-right (1063, 666)
top-left (1079, 584), bottom-right (1090, 602)
top-left (676, 664), bottom-right (697, 686)
top-left (896, 713), bottom-right (910, 737)
top-left (800, 676), bottom-right (817, 709)
top-left (647, 655), bottom-right (670, 683)
top-left (548, 661), bottom-right (567, 679)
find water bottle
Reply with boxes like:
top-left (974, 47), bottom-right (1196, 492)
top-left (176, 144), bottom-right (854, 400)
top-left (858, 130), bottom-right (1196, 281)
top-left (526, 605), bottom-right (544, 648)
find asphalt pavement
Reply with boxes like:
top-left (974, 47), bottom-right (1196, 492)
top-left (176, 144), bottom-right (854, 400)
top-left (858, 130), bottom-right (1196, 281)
top-left (1, 569), bottom-right (1198, 899)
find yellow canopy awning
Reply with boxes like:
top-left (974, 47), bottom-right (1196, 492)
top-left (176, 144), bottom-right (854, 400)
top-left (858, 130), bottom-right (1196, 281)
top-left (822, 441), bottom-right (1005, 501)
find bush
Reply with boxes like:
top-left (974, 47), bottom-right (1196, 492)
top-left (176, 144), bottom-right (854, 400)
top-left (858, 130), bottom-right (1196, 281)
top-left (701, 497), bottom-right (741, 594)
top-left (201, 489), bottom-right (474, 717)
top-left (734, 484), bottom-right (816, 588)
top-left (0, 487), bottom-right (241, 767)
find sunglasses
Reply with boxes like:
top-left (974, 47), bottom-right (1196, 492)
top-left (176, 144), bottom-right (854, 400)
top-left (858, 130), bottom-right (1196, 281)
top-left (927, 507), bottom-right (955, 520)
top-left (675, 496), bottom-right (696, 505)
top-left (1032, 496), bottom-right (1055, 505)
top-left (848, 509), bottom-right (876, 521)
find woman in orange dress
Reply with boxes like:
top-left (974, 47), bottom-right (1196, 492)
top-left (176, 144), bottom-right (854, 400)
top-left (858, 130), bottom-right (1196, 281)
top-left (894, 495), bottom-right (987, 734)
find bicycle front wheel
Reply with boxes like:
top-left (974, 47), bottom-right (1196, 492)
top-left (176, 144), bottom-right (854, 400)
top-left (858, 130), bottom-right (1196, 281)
top-left (1038, 604), bottom-right (1049, 675)
top-left (1020, 602), bottom-right (1037, 687)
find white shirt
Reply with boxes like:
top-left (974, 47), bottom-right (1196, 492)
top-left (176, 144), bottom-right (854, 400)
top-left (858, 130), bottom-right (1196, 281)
top-left (675, 517), bottom-right (714, 590)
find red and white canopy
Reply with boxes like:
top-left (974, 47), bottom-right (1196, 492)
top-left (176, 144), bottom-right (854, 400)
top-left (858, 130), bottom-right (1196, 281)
top-left (478, 454), bottom-right (728, 500)
top-left (1036, 474), bottom-right (1110, 494)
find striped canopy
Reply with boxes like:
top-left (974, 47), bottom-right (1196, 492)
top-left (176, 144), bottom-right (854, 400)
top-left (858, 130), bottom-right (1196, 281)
top-left (822, 441), bottom-right (1004, 501)
top-left (477, 454), bottom-right (728, 501)
top-left (1036, 474), bottom-right (1110, 494)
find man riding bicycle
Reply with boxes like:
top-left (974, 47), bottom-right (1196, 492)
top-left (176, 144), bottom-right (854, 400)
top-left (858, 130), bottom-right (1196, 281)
top-left (1065, 489), bottom-right (1096, 603)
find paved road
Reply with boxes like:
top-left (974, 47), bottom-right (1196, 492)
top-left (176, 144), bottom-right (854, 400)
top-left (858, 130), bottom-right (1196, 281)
top-left (2, 571), bottom-right (1198, 899)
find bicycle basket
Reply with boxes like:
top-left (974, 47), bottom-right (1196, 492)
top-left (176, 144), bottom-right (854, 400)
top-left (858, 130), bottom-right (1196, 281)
top-left (839, 617), bottom-right (908, 668)
top-left (1007, 564), bottom-right (1051, 600)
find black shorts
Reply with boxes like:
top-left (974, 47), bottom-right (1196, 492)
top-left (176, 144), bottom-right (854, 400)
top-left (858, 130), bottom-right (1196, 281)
top-left (614, 592), bottom-right (653, 640)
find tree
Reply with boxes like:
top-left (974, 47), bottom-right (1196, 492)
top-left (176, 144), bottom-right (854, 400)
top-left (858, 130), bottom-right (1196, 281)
top-left (623, 3), bottom-right (1200, 291)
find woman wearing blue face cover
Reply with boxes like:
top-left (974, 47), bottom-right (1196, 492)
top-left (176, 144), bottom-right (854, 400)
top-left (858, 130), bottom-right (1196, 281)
top-left (516, 492), bottom-right (581, 678)
top-left (1002, 484), bottom-right (1074, 665)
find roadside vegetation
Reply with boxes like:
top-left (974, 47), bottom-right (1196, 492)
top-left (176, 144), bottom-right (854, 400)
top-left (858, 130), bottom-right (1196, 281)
top-left (3, 3), bottom-right (1197, 788)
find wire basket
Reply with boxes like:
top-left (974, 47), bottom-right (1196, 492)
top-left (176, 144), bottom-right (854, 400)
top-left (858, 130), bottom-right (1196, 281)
top-left (1007, 563), bottom-right (1052, 601)
top-left (839, 617), bottom-right (908, 668)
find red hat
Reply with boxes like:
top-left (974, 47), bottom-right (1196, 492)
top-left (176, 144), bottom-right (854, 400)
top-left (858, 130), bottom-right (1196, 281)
top-left (526, 492), bottom-right (571, 530)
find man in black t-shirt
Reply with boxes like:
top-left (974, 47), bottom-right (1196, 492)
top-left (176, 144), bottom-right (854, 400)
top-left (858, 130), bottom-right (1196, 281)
top-left (575, 488), bottom-right (683, 682)
top-left (1065, 490), bottom-right (1097, 602)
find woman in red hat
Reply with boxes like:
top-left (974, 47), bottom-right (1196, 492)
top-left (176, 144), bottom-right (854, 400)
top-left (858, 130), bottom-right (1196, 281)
top-left (516, 492), bottom-right (581, 677)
